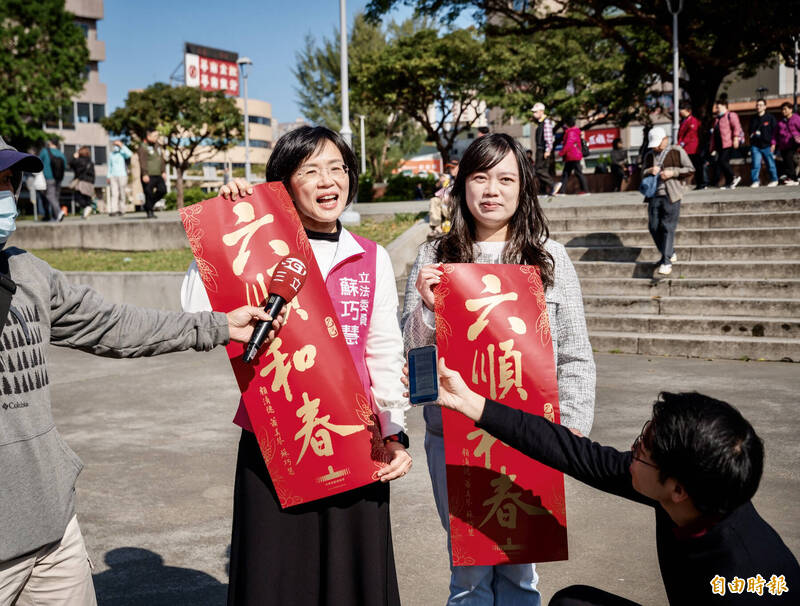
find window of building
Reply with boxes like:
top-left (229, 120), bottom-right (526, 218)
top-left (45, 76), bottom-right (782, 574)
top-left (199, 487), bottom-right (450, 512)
top-left (76, 22), bottom-right (89, 37)
top-left (64, 144), bottom-right (76, 159)
top-left (248, 116), bottom-right (272, 126)
top-left (93, 146), bottom-right (107, 165)
top-left (45, 112), bottom-right (60, 130)
top-left (61, 104), bottom-right (75, 130)
top-left (249, 139), bottom-right (272, 148)
top-left (77, 102), bottom-right (91, 123)
top-left (92, 104), bottom-right (105, 122)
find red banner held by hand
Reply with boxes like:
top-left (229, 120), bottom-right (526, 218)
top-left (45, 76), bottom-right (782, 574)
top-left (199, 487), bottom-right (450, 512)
top-left (181, 183), bottom-right (389, 507)
top-left (435, 263), bottom-right (568, 565)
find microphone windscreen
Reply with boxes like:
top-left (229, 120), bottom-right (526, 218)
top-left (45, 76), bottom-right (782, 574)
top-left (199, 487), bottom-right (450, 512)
top-left (268, 255), bottom-right (308, 302)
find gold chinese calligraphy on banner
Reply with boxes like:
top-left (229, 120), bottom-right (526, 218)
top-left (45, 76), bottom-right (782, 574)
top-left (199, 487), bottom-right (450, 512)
top-left (181, 183), bottom-right (388, 507)
top-left (436, 264), bottom-right (568, 565)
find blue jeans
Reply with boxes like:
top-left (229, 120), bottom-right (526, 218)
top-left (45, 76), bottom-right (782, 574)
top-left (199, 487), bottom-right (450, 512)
top-left (425, 431), bottom-right (541, 606)
top-left (750, 146), bottom-right (778, 183)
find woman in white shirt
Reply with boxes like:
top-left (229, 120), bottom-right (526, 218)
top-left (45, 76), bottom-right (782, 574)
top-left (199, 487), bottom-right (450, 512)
top-left (181, 126), bottom-right (410, 606)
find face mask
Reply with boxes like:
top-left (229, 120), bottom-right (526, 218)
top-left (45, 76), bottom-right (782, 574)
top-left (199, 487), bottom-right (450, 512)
top-left (0, 190), bottom-right (19, 244)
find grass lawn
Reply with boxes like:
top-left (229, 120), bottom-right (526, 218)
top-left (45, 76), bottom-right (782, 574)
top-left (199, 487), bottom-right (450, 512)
top-left (31, 213), bottom-right (423, 272)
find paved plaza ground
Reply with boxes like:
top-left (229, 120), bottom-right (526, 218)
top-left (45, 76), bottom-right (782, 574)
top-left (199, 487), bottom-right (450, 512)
top-left (48, 346), bottom-right (799, 606)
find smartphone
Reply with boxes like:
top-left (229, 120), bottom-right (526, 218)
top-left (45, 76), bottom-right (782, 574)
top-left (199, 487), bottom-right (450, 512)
top-left (407, 345), bottom-right (439, 405)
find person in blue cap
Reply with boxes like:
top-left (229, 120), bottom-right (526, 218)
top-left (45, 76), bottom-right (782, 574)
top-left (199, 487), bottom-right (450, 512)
top-left (0, 136), bottom-right (282, 605)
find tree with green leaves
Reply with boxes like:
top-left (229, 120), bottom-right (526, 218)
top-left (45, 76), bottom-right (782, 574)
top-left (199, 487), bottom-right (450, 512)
top-left (294, 14), bottom-right (424, 181)
top-left (354, 26), bottom-right (494, 166)
top-left (483, 26), bottom-right (659, 128)
top-left (367, 0), bottom-right (796, 121)
top-left (102, 83), bottom-right (242, 208)
top-left (0, 0), bottom-right (89, 150)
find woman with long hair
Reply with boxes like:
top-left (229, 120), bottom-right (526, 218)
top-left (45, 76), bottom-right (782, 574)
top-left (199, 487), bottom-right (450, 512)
top-left (181, 126), bottom-right (411, 606)
top-left (402, 133), bottom-right (595, 606)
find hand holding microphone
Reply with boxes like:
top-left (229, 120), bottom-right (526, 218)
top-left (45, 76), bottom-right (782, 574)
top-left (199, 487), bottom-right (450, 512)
top-left (242, 255), bottom-right (308, 363)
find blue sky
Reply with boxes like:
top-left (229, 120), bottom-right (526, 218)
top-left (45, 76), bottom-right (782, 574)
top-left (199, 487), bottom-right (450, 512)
top-left (101, 0), bottom-right (429, 125)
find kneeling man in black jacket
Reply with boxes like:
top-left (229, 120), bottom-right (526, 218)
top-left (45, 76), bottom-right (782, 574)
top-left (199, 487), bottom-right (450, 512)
top-left (412, 359), bottom-right (800, 605)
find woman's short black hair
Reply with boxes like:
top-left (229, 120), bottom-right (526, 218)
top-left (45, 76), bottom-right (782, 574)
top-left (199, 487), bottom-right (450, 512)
top-left (266, 126), bottom-right (358, 205)
top-left (564, 116), bottom-right (576, 127)
top-left (646, 392), bottom-right (764, 516)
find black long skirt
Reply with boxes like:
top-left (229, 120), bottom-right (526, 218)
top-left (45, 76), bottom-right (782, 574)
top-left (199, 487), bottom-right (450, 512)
top-left (227, 429), bottom-right (401, 606)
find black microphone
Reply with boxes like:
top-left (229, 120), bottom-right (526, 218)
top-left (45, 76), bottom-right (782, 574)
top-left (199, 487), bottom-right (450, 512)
top-left (242, 255), bottom-right (308, 363)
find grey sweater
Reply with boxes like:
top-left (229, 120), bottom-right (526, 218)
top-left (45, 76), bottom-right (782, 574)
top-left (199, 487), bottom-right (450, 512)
top-left (0, 247), bottom-right (229, 561)
top-left (401, 239), bottom-right (596, 437)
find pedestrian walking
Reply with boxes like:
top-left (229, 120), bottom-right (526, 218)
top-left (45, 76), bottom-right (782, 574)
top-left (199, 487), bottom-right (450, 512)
top-left (137, 129), bottom-right (167, 219)
top-left (776, 101), bottom-right (800, 185)
top-left (748, 99), bottom-right (779, 187)
top-left (68, 146), bottom-right (95, 219)
top-left (641, 127), bottom-right (694, 276)
top-left (25, 169), bottom-right (49, 221)
top-left (108, 140), bottom-right (132, 216)
top-left (678, 101), bottom-right (705, 188)
top-left (556, 117), bottom-right (590, 195)
top-left (531, 102), bottom-right (556, 195)
top-left (38, 138), bottom-right (66, 221)
top-left (709, 99), bottom-right (744, 189)
top-left (610, 138), bottom-right (628, 192)
top-left (429, 161), bottom-right (458, 235)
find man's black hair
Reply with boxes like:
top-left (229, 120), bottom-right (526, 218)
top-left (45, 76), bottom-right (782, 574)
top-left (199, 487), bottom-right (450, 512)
top-left (645, 392), bottom-right (764, 516)
top-left (679, 100), bottom-right (692, 111)
top-left (266, 126), bottom-right (358, 205)
top-left (715, 98), bottom-right (729, 108)
top-left (781, 101), bottom-right (793, 111)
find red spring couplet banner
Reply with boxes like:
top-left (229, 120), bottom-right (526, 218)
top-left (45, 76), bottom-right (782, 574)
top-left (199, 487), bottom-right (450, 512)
top-left (435, 264), bottom-right (568, 565)
top-left (180, 183), bottom-right (389, 507)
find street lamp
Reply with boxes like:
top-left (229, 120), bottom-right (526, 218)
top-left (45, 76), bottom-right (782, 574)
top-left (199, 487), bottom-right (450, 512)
top-left (339, 0), bottom-right (352, 147)
top-left (666, 0), bottom-right (683, 144)
top-left (338, 0), bottom-right (359, 223)
top-left (237, 56), bottom-right (253, 182)
top-left (357, 114), bottom-right (366, 175)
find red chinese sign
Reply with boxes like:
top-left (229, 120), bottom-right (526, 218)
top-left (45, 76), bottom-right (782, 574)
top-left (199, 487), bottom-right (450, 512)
top-left (185, 53), bottom-right (239, 95)
top-left (181, 183), bottom-right (389, 507)
top-left (435, 264), bottom-right (567, 565)
top-left (585, 127), bottom-right (621, 150)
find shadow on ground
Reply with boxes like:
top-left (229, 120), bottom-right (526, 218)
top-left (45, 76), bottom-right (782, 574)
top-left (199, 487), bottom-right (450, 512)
top-left (93, 547), bottom-right (227, 605)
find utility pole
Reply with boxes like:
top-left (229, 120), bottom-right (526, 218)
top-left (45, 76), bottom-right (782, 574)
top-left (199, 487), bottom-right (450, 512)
top-left (237, 57), bottom-right (253, 183)
top-left (339, 0), bottom-right (360, 223)
top-left (666, 0), bottom-right (684, 144)
top-left (358, 114), bottom-right (366, 175)
top-left (339, 0), bottom-right (352, 147)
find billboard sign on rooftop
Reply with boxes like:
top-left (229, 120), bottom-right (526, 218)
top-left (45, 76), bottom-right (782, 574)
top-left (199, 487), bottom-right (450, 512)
top-left (185, 43), bottom-right (239, 95)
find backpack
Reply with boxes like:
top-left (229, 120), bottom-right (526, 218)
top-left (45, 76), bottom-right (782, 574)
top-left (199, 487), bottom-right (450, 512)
top-left (49, 151), bottom-right (65, 183)
top-left (0, 252), bottom-right (16, 330)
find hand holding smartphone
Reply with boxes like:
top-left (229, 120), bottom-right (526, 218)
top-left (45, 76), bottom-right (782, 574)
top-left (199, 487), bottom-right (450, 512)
top-left (407, 345), bottom-right (439, 405)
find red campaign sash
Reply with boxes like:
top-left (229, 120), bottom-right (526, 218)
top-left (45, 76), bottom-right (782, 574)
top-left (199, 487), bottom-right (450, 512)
top-left (181, 183), bottom-right (389, 507)
top-left (435, 264), bottom-right (568, 565)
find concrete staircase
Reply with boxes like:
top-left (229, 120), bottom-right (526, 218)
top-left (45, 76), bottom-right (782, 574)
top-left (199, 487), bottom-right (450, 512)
top-left (396, 194), bottom-right (800, 362)
top-left (548, 196), bottom-right (800, 362)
